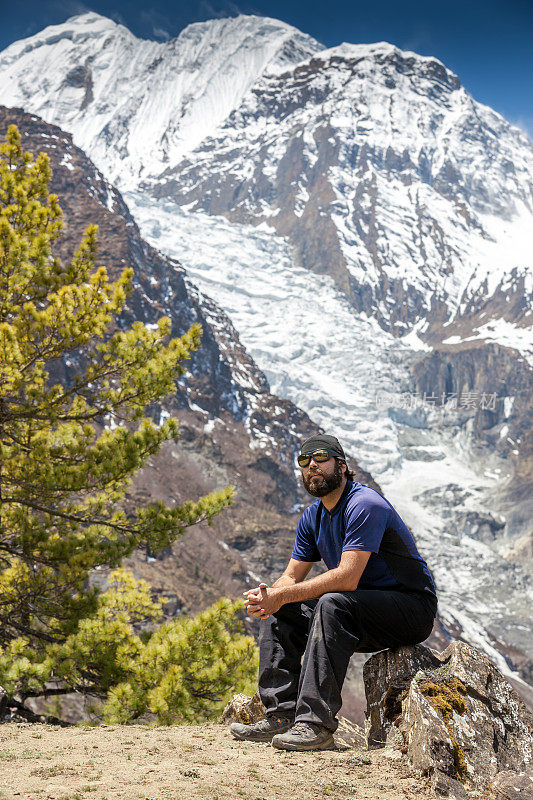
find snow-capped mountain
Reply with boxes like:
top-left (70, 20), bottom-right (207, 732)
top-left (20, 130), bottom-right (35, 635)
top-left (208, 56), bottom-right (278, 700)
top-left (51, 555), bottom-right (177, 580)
top-left (0, 12), bottom-right (320, 188)
top-left (150, 41), bottom-right (532, 340)
top-left (1, 13), bottom-right (532, 695)
top-left (1, 13), bottom-right (530, 341)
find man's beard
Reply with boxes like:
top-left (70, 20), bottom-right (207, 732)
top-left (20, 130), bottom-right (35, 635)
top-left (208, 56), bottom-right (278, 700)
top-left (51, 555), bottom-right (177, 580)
top-left (302, 460), bottom-right (344, 497)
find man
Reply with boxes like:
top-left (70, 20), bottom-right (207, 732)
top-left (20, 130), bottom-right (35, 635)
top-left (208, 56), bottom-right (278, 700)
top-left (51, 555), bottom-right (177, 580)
top-left (230, 434), bottom-right (437, 751)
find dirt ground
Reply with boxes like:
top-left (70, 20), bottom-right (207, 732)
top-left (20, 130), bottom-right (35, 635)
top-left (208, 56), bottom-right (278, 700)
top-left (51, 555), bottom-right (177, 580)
top-left (0, 722), bottom-right (440, 800)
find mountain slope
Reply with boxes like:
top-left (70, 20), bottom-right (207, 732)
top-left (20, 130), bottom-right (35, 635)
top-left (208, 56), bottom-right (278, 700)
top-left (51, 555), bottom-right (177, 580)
top-left (1, 104), bottom-right (362, 609)
top-left (0, 14), bottom-right (532, 700)
top-left (128, 191), bottom-right (533, 700)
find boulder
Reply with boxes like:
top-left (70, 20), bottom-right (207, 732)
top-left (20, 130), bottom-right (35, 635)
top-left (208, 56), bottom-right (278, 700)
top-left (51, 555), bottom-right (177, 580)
top-left (364, 641), bottom-right (533, 796)
top-left (363, 643), bottom-right (441, 747)
top-left (487, 771), bottom-right (533, 800)
top-left (398, 675), bottom-right (469, 799)
top-left (220, 690), bottom-right (266, 725)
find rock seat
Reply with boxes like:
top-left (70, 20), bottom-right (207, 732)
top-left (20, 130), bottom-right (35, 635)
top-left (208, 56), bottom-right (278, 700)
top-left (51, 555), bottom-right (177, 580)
top-left (363, 641), bottom-right (533, 797)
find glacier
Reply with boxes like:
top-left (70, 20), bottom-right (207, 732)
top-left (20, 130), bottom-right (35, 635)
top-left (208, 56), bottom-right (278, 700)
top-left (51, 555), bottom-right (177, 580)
top-left (127, 190), bottom-right (532, 684)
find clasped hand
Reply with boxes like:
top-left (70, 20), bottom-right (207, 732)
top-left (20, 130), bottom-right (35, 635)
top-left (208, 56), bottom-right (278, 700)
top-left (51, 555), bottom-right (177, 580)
top-left (243, 583), bottom-right (283, 620)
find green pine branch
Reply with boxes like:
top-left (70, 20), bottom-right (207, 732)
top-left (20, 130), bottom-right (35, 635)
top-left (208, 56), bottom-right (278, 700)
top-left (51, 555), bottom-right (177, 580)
top-left (0, 124), bottom-right (256, 724)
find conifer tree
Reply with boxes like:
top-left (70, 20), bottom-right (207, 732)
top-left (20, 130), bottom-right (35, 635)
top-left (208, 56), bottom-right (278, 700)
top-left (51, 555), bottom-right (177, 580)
top-left (0, 125), bottom-right (257, 723)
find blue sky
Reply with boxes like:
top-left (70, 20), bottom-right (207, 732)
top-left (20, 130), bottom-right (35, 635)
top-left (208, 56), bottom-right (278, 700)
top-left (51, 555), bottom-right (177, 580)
top-left (2, 0), bottom-right (532, 139)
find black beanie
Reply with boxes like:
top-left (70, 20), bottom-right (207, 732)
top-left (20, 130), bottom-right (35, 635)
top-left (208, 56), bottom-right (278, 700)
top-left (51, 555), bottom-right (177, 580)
top-left (299, 434), bottom-right (346, 461)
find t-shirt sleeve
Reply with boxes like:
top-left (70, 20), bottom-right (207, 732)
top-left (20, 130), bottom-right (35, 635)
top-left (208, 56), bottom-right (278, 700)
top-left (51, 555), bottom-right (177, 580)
top-left (342, 496), bottom-right (389, 554)
top-left (291, 511), bottom-right (321, 563)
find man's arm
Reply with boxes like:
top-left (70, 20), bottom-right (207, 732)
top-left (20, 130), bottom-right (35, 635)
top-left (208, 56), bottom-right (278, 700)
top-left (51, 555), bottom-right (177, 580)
top-left (271, 558), bottom-right (314, 588)
top-left (246, 550), bottom-right (371, 618)
top-left (243, 559), bottom-right (313, 618)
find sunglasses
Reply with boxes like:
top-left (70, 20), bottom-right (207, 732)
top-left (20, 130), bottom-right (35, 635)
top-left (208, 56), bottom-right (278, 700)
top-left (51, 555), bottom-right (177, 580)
top-left (297, 449), bottom-right (339, 468)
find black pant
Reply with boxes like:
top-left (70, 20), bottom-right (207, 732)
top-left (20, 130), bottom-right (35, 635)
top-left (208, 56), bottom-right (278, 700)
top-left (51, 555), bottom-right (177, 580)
top-left (258, 589), bottom-right (437, 732)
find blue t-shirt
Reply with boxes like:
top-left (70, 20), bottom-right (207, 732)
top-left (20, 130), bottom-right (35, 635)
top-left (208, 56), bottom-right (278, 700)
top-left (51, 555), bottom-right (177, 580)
top-left (292, 481), bottom-right (436, 597)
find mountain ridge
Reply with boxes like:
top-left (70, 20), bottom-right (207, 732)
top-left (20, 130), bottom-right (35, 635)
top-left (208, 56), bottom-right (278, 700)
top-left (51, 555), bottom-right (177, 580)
top-left (0, 12), bottom-right (322, 187)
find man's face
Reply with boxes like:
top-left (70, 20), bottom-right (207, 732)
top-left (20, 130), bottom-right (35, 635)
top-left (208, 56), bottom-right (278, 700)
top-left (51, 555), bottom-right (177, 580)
top-left (301, 456), bottom-right (345, 497)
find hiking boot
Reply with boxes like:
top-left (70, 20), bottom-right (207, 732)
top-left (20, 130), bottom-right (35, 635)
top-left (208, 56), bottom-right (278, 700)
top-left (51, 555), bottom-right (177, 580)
top-left (271, 721), bottom-right (335, 751)
top-left (230, 714), bottom-right (295, 742)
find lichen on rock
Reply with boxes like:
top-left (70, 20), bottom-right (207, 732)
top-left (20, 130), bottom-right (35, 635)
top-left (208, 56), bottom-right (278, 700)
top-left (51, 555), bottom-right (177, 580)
top-left (417, 677), bottom-right (468, 780)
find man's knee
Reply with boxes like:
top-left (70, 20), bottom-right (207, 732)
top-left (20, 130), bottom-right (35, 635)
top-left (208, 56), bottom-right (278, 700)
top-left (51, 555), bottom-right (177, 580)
top-left (317, 591), bottom-right (335, 604)
top-left (317, 591), bottom-right (352, 609)
top-left (311, 592), bottom-right (361, 650)
top-left (315, 592), bottom-right (355, 622)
